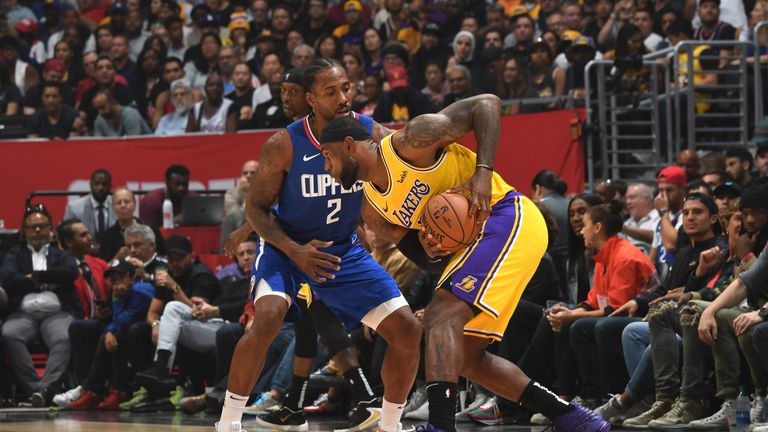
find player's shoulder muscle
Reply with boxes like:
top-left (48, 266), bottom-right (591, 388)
top-left (259, 129), bottom-right (293, 174)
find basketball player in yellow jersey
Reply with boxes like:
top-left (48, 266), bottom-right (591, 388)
top-left (318, 95), bottom-right (610, 432)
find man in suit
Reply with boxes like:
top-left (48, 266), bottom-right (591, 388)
top-left (0, 205), bottom-right (79, 407)
top-left (50, 219), bottom-right (111, 408)
top-left (64, 169), bottom-right (116, 252)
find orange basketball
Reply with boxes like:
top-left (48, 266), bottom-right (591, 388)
top-left (420, 192), bottom-right (481, 252)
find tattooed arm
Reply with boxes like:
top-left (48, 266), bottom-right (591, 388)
top-left (242, 130), bottom-right (296, 254)
top-left (393, 94), bottom-right (502, 222)
top-left (393, 94), bottom-right (501, 168)
top-left (237, 130), bottom-right (341, 283)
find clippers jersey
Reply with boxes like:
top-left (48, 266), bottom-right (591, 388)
top-left (362, 131), bottom-right (514, 230)
top-left (250, 112), bottom-right (406, 330)
top-left (275, 113), bottom-right (373, 253)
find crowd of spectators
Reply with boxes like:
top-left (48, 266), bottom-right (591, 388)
top-left (2, 0), bottom-right (768, 428)
top-left (0, 0), bottom-right (763, 139)
top-left (1, 124), bottom-right (768, 432)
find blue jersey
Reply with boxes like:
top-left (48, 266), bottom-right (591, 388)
top-left (275, 113), bottom-right (373, 254)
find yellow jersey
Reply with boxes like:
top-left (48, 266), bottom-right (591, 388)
top-left (678, 45), bottom-right (712, 113)
top-left (362, 131), bottom-right (515, 229)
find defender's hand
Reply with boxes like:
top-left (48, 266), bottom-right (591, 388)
top-left (289, 240), bottom-right (341, 283)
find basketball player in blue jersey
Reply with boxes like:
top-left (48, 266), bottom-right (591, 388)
top-left (247, 67), bottom-right (394, 432)
top-left (216, 58), bottom-right (421, 432)
top-left (318, 97), bottom-right (610, 432)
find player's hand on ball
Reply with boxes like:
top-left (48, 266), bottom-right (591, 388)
top-left (419, 227), bottom-right (451, 258)
top-left (290, 240), bottom-right (341, 283)
top-left (447, 169), bottom-right (493, 223)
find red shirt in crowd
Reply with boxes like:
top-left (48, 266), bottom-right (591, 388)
top-left (74, 255), bottom-right (110, 320)
top-left (139, 188), bottom-right (198, 227)
top-left (81, 1), bottom-right (110, 28)
top-left (75, 75), bottom-right (129, 105)
top-left (587, 236), bottom-right (655, 311)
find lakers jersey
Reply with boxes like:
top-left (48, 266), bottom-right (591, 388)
top-left (362, 131), bottom-right (514, 229)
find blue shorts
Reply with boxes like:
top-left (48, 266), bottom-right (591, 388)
top-left (250, 240), bottom-right (407, 331)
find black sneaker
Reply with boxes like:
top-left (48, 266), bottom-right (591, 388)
top-left (334, 399), bottom-right (382, 432)
top-left (129, 396), bottom-right (175, 413)
top-left (130, 385), bottom-right (183, 413)
top-left (256, 406), bottom-right (309, 431)
top-left (205, 388), bottom-right (225, 415)
top-left (30, 387), bottom-right (55, 408)
top-left (135, 368), bottom-right (176, 393)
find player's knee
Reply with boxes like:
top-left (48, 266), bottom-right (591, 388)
top-left (378, 307), bottom-right (422, 348)
top-left (423, 303), bottom-right (469, 336)
top-left (253, 296), bottom-right (288, 323)
top-left (394, 317), bottom-right (422, 351)
top-left (245, 317), bottom-right (282, 341)
top-left (400, 311), bottom-right (422, 345)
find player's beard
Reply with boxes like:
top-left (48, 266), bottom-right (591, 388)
top-left (340, 157), bottom-right (359, 190)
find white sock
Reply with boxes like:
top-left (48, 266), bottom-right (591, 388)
top-left (218, 390), bottom-right (249, 431)
top-left (379, 398), bottom-right (406, 432)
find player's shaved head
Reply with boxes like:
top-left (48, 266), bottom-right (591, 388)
top-left (319, 116), bottom-right (371, 143)
top-left (319, 116), bottom-right (375, 189)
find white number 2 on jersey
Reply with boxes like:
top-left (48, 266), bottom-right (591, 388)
top-left (326, 198), bottom-right (341, 224)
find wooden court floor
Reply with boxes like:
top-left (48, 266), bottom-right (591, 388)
top-left (0, 410), bottom-right (641, 431)
top-left (0, 409), bottom-right (577, 431)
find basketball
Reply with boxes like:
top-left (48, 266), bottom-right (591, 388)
top-left (421, 192), bottom-right (482, 252)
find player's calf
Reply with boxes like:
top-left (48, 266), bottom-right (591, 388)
top-left (375, 306), bottom-right (423, 432)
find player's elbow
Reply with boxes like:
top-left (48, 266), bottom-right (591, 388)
top-left (244, 204), bottom-right (270, 230)
top-left (477, 93), bottom-right (502, 109)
